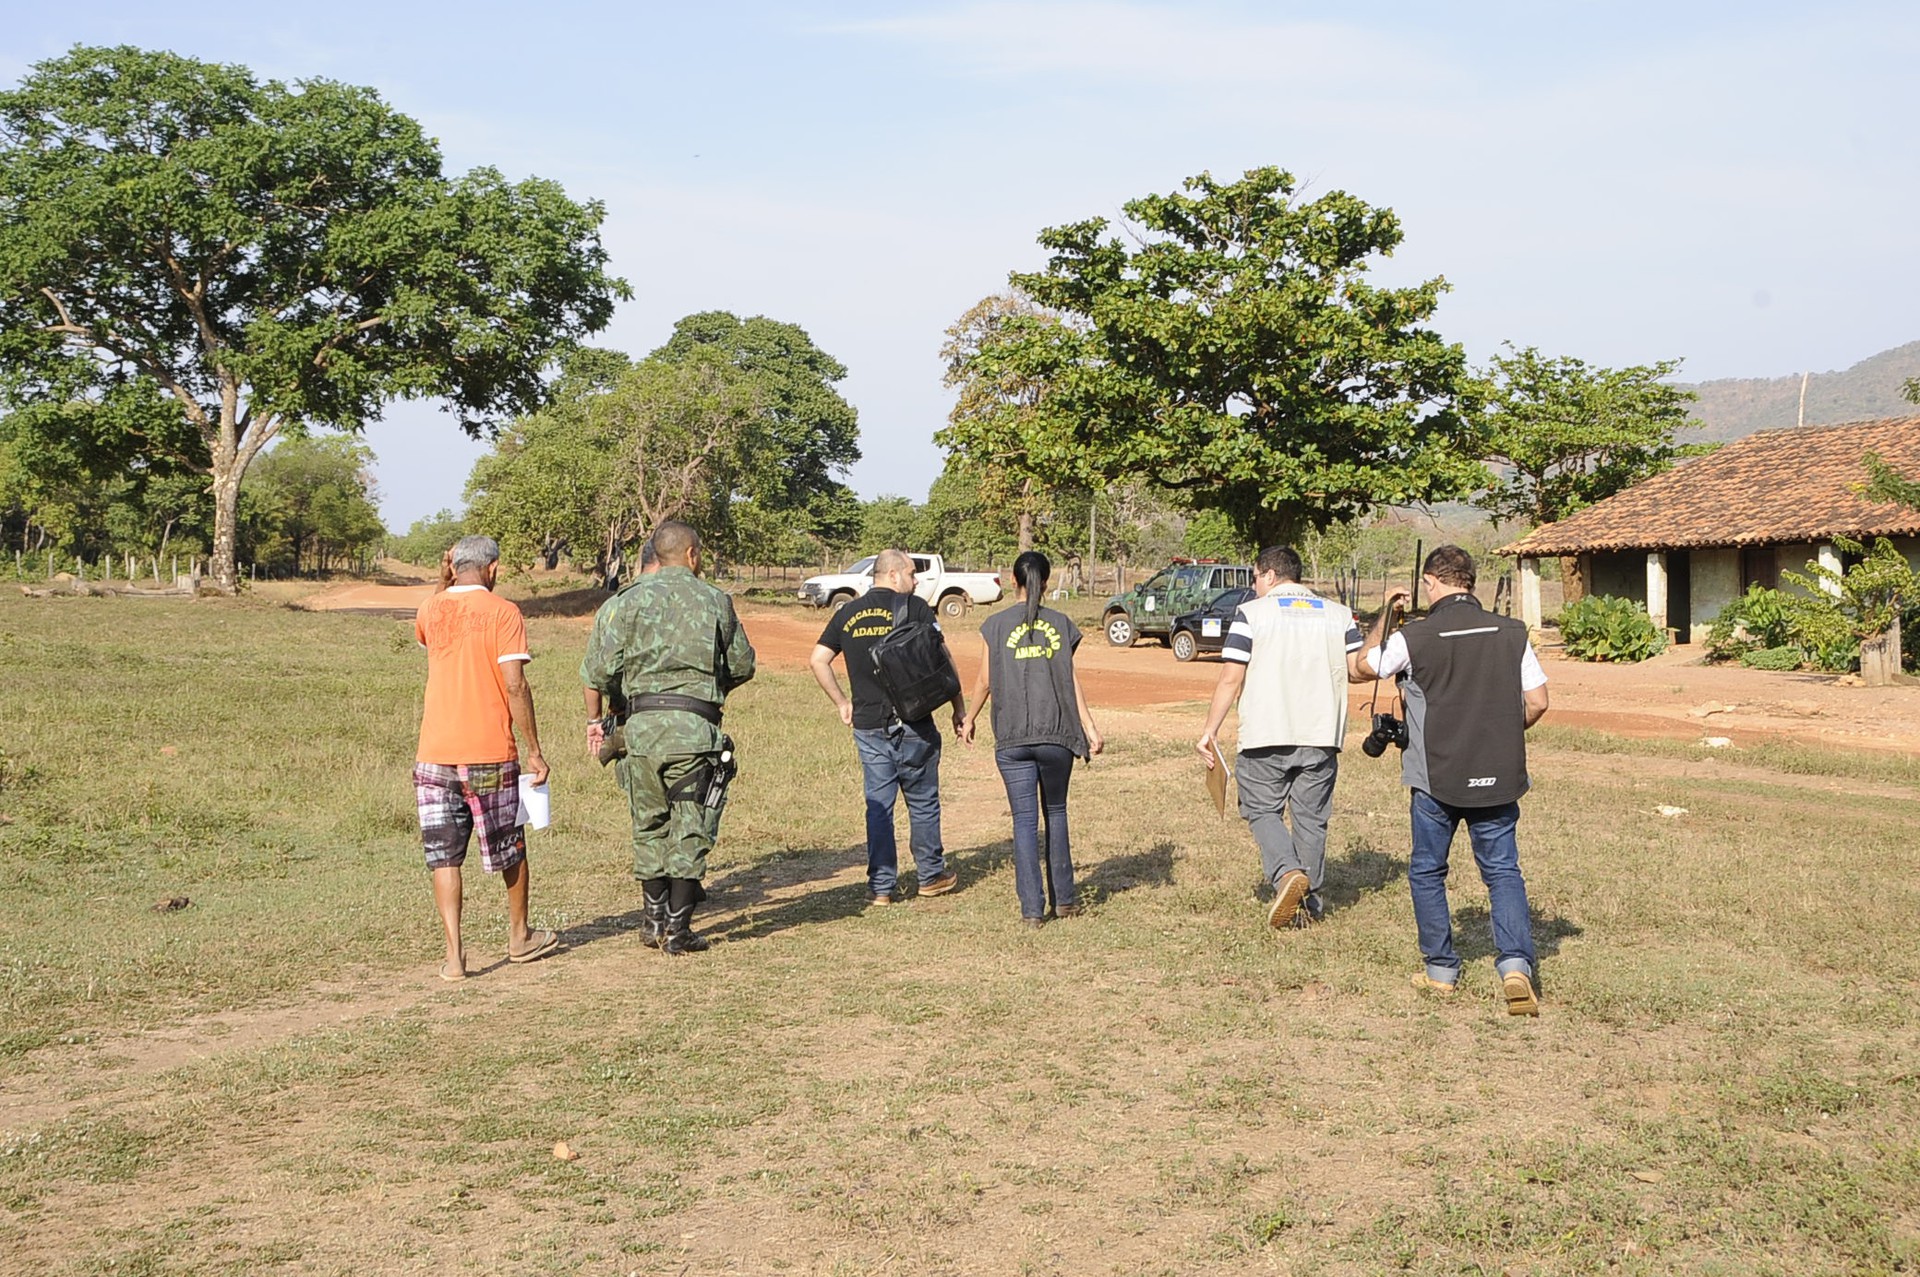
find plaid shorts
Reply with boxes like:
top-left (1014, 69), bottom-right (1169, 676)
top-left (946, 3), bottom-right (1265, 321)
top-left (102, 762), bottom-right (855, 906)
top-left (414, 761), bottom-right (526, 873)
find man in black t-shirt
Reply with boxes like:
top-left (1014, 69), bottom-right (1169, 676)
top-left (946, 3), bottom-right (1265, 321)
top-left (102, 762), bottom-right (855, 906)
top-left (1350, 546), bottom-right (1551, 1017)
top-left (808, 548), bottom-right (966, 904)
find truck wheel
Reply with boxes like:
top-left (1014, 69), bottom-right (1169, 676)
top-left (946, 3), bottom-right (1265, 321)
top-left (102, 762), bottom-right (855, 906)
top-left (1171, 630), bottom-right (1197, 662)
top-left (828, 590), bottom-right (854, 609)
top-left (938, 592), bottom-right (968, 619)
top-left (1104, 612), bottom-right (1135, 647)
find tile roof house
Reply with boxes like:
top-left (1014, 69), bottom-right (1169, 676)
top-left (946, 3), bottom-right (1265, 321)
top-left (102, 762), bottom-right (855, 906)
top-left (1494, 417), bottom-right (1920, 642)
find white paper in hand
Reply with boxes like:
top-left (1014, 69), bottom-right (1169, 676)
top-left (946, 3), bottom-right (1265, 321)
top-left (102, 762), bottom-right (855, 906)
top-left (516, 776), bottom-right (551, 830)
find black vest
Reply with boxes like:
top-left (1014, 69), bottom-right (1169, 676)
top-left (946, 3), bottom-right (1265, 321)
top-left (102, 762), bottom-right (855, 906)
top-left (1397, 594), bottom-right (1531, 806)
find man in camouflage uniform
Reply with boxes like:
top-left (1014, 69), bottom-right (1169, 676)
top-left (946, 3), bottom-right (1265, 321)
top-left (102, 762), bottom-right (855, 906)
top-left (582, 521), bottom-right (756, 954)
top-left (582, 538), bottom-right (660, 799)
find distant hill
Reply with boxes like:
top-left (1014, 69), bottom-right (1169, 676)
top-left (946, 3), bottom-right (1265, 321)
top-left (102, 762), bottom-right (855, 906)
top-left (1680, 341), bottom-right (1920, 443)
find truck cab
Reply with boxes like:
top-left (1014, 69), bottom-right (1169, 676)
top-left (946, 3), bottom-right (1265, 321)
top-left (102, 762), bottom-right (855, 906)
top-left (1102, 559), bottom-right (1254, 647)
top-left (799, 553), bottom-right (1003, 617)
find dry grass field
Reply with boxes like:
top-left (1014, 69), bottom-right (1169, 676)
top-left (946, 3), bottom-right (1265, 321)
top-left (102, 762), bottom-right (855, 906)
top-left (1, 586), bottom-right (1917, 1275)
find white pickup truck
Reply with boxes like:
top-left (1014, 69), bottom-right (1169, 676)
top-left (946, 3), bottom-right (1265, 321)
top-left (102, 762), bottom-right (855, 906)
top-left (799, 553), bottom-right (1003, 618)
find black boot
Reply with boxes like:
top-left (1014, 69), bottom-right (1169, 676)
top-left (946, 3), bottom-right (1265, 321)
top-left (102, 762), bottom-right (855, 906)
top-left (640, 878), bottom-right (670, 949)
top-left (662, 877), bottom-right (710, 955)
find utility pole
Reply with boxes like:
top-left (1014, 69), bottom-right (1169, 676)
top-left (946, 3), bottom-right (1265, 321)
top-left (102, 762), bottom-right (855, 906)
top-left (1797, 370), bottom-right (1810, 428)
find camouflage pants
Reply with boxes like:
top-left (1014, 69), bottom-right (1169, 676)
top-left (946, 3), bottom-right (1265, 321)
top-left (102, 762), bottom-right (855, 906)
top-left (625, 752), bottom-right (723, 880)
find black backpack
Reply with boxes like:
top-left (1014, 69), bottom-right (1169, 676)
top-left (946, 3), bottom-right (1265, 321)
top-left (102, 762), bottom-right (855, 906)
top-left (870, 596), bottom-right (961, 723)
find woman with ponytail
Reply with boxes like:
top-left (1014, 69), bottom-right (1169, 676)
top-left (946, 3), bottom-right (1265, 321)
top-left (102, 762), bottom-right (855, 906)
top-left (961, 551), bottom-right (1104, 927)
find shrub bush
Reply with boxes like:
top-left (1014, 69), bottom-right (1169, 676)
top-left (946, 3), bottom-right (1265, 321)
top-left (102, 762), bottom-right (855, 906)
top-left (1704, 585), bottom-right (1796, 661)
top-left (1559, 594), bottom-right (1668, 662)
top-left (1738, 645), bottom-right (1804, 671)
top-left (1705, 584), bottom-right (1860, 673)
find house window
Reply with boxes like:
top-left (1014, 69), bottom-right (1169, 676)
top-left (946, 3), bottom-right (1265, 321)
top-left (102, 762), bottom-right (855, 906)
top-left (1740, 546), bottom-right (1778, 591)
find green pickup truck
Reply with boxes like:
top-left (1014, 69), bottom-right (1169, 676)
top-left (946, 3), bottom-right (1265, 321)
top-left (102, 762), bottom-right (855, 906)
top-left (1102, 559), bottom-right (1255, 647)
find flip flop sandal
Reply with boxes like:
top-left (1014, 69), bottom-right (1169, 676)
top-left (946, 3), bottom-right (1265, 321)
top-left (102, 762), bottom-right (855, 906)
top-left (508, 930), bottom-right (561, 964)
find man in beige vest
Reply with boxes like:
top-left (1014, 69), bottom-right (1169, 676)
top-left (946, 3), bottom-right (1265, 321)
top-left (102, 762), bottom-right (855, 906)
top-left (1196, 545), bottom-right (1363, 930)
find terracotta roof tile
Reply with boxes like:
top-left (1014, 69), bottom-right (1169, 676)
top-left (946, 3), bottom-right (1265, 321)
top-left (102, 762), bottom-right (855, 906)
top-left (1496, 417), bottom-right (1920, 555)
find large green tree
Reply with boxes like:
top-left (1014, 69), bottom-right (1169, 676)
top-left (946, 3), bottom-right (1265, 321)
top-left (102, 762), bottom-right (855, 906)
top-left (0, 45), bottom-right (626, 592)
top-left (938, 291), bottom-right (1066, 552)
top-left (240, 435), bottom-right (385, 574)
top-left (463, 348), bottom-right (628, 573)
top-left (466, 316), bottom-right (862, 583)
top-left (955, 168), bottom-right (1485, 546)
top-left (653, 311), bottom-right (860, 516)
top-left (1474, 345), bottom-right (1697, 528)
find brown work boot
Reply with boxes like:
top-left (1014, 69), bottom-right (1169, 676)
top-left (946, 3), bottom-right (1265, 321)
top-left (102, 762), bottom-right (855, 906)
top-left (1267, 870), bottom-right (1310, 930)
top-left (918, 871), bottom-right (959, 897)
top-left (1502, 971), bottom-right (1539, 1017)
top-left (1409, 971), bottom-right (1457, 998)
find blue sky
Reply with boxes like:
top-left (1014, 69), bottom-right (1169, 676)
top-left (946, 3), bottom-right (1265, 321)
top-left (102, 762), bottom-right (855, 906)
top-left (7, 2), bottom-right (1917, 527)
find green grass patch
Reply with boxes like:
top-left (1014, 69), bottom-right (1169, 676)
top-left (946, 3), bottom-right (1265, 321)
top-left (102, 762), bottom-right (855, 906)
top-left (2, 590), bottom-right (1918, 1274)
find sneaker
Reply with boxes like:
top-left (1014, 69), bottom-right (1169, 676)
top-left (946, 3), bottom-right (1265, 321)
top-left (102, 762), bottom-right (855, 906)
top-left (867, 891), bottom-right (893, 906)
top-left (1503, 971), bottom-right (1540, 1017)
top-left (1267, 870), bottom-right (1310, 930)
top-left (918, 871), bottom-right (959, 897)
top-left (1409, 971), bottom-right (1458, 998)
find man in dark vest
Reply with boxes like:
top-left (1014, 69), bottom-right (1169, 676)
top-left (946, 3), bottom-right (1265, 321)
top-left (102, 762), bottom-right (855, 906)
top-left (1350, 545), bottom-right (1550, 1015)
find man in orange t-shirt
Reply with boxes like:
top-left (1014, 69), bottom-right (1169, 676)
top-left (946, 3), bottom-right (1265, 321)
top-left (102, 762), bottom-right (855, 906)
top-left (414, 535), bottom-right (556, 980)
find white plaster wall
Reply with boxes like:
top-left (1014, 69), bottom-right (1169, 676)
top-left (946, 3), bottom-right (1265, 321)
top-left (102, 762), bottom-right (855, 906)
top-left (1690, 548), bottom-right (1742, 643)
top-left (1772, 542), bottom-right (1819, 594)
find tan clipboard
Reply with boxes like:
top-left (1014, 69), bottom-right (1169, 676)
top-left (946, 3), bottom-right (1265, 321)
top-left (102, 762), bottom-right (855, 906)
top-left (1204, 740), bottom-right (1231, 816)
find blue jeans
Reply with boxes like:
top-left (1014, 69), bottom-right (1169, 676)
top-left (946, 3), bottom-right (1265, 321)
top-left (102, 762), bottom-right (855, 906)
top-left (853, 720), bottom-right (948, 895)
top-left (995, 743), bottom-right (1078, 919)
top-left (1408, 789), bottom-right (1535, 983)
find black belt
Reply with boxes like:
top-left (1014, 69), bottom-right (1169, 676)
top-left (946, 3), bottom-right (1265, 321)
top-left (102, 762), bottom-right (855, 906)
top-left (628, 692), bottom-right (723, 724)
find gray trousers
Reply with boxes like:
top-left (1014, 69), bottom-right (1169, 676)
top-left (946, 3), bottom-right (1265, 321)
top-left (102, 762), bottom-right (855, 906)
top-left (1235, 745), bottom-right (1338, 890)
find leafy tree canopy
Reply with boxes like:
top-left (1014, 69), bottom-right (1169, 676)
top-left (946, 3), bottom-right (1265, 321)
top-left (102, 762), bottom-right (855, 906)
top-left (1474, 345), bottom-right (1697, 527)
top-left (1864, 378), bottom-right (1920, 509)
top-left (0, 384), bottom-right (209, 559)
top-left (464, 319), bottom-right (862, 584)
top-left (240, 435), bottom-right (385, 574)
top-left (955, 167), bottom-right (1486, 546)
top-left (938, 292), bottom-right (1065, 552)
top-left (653, 311), bottom-right (860, 511)
top-left (1861, 451), bottom-right (1920, 510)
top-left (0, 45), bottom-right (627, 590)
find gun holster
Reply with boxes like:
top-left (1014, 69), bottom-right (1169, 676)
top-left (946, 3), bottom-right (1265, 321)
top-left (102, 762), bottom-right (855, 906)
top-left (664, 735), bottom-right (737, 811)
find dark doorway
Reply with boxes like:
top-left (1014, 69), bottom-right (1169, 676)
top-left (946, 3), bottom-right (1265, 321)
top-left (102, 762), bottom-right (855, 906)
top-left (1667, 551), bottom-right (1692, 642)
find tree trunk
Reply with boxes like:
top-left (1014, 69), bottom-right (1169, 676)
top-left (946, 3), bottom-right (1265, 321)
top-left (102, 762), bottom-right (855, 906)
top-left (1860, 618), bottom-right (1901, 687)
top-left (208, 472), bottom-right (242, 594)
top-left (1560, 555), bottom-right (1587, 606)
top-left (1017, 477), bottom-right (1035, 553)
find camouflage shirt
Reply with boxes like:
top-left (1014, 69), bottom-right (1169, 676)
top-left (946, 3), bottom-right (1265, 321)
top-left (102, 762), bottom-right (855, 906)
top-left (580, 565), bottom-right (756, 755)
